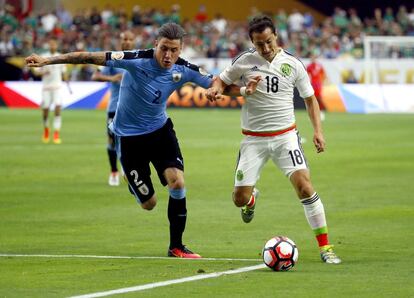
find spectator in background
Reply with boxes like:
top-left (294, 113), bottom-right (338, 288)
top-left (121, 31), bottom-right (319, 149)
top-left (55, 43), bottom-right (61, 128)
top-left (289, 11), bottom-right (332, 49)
top-left (101, 4), bottom-right (113, 25)
top-left (41, 10), bottom-right (58, 32)
top-left (56, 4), bottom-right (72, 29)
top-left (348, 8), bottom-right (362, 27)
top-left (211, 13), bottom-right (227, 34)
top-left (0, 29), bottom-right (14, 55)
top-left (89, 7), bottom-right (102, 26)
top-left (383, 7), bottom-right (395, 23)
top-left (194, 4), bottom-right (208, 23)
top-left (409, 8), bottom-right (414, 25)
top-left (131, 5), bottom-right (142, 26)
top-left (397, 6), bottom-right (409, 30)
top-left (23, 11), bottom-right (38, 29)
top-left (72, 9), bottom-right (87, 31)
top-left (303, 11), bottom-right (314, 31)
top-left (288, 9), bottom-right (304, 33)
top-left (274, 9), bottom-right (288, 44)
top-left (206, 38), bottom-right (221, 58)
top-left (169, 4), bottom-right (181, 24)
top-left (0, 5), bottom-right (19, 30)
top-left (247, 7), bottom-right (261, 22)
top-left (333, 7), bottom-right (349, 34)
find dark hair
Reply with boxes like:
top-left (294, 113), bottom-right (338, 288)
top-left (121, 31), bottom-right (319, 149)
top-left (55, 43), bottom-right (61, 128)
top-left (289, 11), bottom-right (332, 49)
top-left (157, 23), bottom-right (186, 41)
top-left (248, 16), bottom-right (276, 40)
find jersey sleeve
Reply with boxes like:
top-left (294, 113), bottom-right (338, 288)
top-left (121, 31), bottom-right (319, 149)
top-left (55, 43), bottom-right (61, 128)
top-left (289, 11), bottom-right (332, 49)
top-left (295, 61), bottom-right (314, 99)
top-left (219, 59), bottom-right (244, 85)
top-left (105, 50), bottom-right (141, 71)
top-left (178, 58), bottom-right (213, 88)
top-left (187, 69), bottom-right (213, 89)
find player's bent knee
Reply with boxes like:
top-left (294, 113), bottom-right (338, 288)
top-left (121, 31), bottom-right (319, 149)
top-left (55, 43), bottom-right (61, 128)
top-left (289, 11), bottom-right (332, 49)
top-left (167, 174), bottom-right (185, 189)
top-left (233, 191), bottom-right (250, 207)
top-left (141, 196), bottom-right (157, 210)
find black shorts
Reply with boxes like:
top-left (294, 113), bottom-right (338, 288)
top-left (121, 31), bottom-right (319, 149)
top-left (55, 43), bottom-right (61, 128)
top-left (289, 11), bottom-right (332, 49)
top-left (107, 111), bottom-right (116, 139)
top-left (118, 118), bottom-right (184, 203)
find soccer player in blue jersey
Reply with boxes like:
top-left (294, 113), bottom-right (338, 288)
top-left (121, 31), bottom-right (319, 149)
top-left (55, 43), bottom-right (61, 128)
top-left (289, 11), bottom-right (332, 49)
top-left (92, 31), bottom-right (135, 186)
top-left (26, 23), bottom-right (259, 259)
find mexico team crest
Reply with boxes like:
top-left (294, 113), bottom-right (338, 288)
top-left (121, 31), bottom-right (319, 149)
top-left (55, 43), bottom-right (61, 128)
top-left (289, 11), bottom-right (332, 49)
top-left (236, 170), bottom-right (244, 181)
top-left (172, 72), bottom-right (182, 82)
top-left (280, 63), bottom-right (292, 77)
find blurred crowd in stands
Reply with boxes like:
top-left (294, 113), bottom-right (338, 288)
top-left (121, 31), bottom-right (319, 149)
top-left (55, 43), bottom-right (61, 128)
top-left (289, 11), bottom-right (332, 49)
top-left (1, 3), bottom-right (414, 62)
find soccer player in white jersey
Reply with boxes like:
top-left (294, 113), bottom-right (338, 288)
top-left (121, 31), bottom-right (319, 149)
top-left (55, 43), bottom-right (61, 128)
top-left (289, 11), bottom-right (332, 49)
top-left (206, 16), bottom-right (341, 264)
top-left (39, 38), bottom-right (67, 144)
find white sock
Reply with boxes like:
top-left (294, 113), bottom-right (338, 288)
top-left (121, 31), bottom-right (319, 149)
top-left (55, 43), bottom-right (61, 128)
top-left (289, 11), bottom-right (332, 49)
top-left (53, 116), bottom-right (62, 131)
top-left (301, 192), bottom-right (327, 229)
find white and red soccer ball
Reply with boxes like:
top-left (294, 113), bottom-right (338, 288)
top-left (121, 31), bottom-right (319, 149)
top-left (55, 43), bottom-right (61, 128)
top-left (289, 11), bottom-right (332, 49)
top-left (262, 236), bottom-right (298, 271)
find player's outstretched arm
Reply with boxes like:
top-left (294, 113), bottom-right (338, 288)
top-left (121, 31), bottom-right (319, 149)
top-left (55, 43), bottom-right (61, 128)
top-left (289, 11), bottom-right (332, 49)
top-left (207, 76), bottom-right (262, 100)
top-left (206, 77), bottom-right (227, 101)
top-left (304, 95), bottom-right (325, 153)
top-left (25, 52), bottom-right (107, 67)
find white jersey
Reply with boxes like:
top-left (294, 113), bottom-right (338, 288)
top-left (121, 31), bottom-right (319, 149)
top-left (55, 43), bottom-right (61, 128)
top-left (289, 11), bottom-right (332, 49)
top-left (41, 52), bottom-right (66, 90)
top-left (220, 49), bottom-right (314, 132)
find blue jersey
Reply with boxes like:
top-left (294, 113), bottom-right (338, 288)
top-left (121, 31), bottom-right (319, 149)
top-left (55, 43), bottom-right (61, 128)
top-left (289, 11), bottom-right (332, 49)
top-left (101, 66), bottom-right (125, 113)
top-left (105, 49), bottom-right (213, 136)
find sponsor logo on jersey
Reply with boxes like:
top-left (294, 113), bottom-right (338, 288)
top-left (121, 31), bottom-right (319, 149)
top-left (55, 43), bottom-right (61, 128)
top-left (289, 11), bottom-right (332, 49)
top-left (111, 51), bottom-right (125, 60)
top-left (172, 72), bottom-right (182, 82)
top-left (280, 63), bottom-right (292, 77)
top-left (250, 66), bottom-right (259, 72)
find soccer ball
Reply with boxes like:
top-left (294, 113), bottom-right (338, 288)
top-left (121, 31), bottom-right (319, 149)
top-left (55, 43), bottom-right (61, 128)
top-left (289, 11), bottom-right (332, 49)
top-left (262, 236), bottom-right (298, 271)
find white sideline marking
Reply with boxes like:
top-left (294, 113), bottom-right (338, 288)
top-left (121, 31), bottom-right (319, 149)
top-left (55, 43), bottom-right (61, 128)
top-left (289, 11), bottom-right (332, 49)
top-left (69, 264), bottom-right (266, 298)
top-left (0, 253), bottom-right (260, 262)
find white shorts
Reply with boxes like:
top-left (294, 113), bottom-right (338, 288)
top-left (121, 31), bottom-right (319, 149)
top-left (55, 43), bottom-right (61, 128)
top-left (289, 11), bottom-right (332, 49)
top-left (41, 89), bottom-right (62, 109)
top-left (234, 130), bottom-right (309, 186)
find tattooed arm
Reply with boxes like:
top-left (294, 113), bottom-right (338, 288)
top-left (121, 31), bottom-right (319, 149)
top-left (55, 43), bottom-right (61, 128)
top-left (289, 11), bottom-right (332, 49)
top-left (25, 52), bottom-right (106, 67)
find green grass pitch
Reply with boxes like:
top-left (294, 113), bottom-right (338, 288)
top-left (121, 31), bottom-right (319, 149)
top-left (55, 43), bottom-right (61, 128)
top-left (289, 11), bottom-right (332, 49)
top-left (0, 108), bottom-right (413, 297)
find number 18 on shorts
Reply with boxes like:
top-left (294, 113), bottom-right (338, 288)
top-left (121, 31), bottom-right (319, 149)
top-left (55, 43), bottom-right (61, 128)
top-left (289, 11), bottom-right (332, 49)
top-left (235, 130), bottom-right (308, 186)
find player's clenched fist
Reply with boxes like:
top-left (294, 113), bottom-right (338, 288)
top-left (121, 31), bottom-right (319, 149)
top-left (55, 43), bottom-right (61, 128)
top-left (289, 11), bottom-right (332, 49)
top-left (205, 87), bottom-right (222, 102)
top-left (25, 54), bottom-right (47, 67)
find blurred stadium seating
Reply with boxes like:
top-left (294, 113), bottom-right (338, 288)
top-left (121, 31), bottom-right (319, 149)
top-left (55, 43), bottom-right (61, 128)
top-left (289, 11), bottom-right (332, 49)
top-left (1, 2), bottom-right (413, 63)
top-left (1, 1), bottom-right (413, 112)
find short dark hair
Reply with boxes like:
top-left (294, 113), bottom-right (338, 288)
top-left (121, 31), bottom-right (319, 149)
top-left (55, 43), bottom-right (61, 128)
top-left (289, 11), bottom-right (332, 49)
top-left (248, 16), bottom-right (276, 40)
top-left (157, 23), bottom-right (186, 41)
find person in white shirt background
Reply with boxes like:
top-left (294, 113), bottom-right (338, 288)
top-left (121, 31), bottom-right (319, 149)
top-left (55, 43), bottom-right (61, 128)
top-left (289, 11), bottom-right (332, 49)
top-left (38, 38), bottom-right (67, 144)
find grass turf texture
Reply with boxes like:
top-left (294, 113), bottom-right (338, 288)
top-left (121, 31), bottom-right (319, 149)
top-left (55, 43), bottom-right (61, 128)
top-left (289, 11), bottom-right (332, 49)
top-left (0, 108), bottom-right (413, 297)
